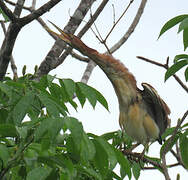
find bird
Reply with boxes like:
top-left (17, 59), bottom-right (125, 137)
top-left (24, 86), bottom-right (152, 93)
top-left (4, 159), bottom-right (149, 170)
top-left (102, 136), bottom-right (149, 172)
top-left (46, 21), bottom-right (171, 154)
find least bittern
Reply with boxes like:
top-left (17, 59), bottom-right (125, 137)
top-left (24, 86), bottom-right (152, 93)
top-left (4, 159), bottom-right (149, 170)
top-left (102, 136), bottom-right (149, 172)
top-left (46, 22), bottom-right (170, 154)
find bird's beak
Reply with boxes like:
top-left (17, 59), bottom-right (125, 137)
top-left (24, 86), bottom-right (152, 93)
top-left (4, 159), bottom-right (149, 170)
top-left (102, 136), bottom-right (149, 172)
top-left (46, 21), bottom-right (71, 44)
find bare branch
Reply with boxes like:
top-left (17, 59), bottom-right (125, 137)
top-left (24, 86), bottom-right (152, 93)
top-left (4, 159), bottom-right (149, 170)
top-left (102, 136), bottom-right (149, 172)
top-left (81, 61), bottom-right (96, 84)
top-left (71, 51), bottom-right (89, 63)
top-left (13, 0), bottom-right (26, 17)
top-left (0, 1), bottom-right (17, 22)
top-left (19, 0), bottom-right (61, 26)
top-left (137, 56), bottom-right (188, 93)
top-left (144, 163), bottom-right (181, 170)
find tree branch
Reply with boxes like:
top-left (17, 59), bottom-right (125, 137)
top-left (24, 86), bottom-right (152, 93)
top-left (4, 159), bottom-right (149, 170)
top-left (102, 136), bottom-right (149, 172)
top-left (13, 0), bottom-right (26, 17)
top-left (0, 0), bottom-right (17, 22)
top-left (19, 0), bottom-right (61, 26)
top-left (137, 56), bottom-right (188, 93)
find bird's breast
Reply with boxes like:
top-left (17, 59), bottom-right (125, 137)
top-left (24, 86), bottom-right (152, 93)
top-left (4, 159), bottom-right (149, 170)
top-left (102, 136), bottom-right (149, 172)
top-left (119, 103), bottom-right (160, 144)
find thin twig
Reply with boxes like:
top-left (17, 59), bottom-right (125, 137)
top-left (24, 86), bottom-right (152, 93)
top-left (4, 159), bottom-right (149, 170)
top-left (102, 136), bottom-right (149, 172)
top-left (137, 56), bottom-right (188, 93)
top-left (109, 0), bottom-right (147, 54)
top-left (112, 4), bottom-right (115, 24)
top-left (144, 163), bottom-right (181, 170)
top-left (104, 0), bottom-right (134, 42)
top-left (89, 8), bottom-right (111, 54)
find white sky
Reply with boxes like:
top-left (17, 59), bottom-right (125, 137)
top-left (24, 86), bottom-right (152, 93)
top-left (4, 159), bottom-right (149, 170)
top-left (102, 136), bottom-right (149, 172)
top-left (0, 0), bottom-right (188, 179)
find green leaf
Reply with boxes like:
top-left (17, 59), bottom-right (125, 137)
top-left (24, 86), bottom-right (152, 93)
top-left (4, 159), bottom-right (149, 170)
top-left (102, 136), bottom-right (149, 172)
top-left (101, 131), bottom-right (117, 141)
top-left (92, 139), bottom-right (108, 178)
top-left (26, 167), bottom-right (51, 180)
top-left (185, 67), bottom-right (188, 81)
top-left (115, 149), bottom-right (131, 179)
top-left (132, 162), bottom-right (141, 180)
top-left (16, 126), bottom-right (28, 139)
top-left (94, 88), bottom-right (109, 111)
top-left (179, 131), bottom-right (188, 169)
top-left (0, 124), bottom-right (18, 137)
top-left (35, 117), bottom-right (64, 142)
top-left (13, 91), bottom-right (35, 125)
top-left (165, 60), bottom-right (188, 81)
top-left (48, 83), bottom-right (63, 100)
top-left (63, 79), bottom-right (76, 98)
top-left (77, 165), bottom-right (102, 180)
top-left (0, 144), bottom-right (10, 166)
top-left (38, 155), bottom-right (75, 178)
top-left (158, 14), bottom-right (188, 38)
top-left (80, 132), bottom-right (96, 161)
top-left (0, 109), bottom-right (8, 123)
top-left (183, 28), bottom-right (188, 50)
top-left (64, 117), bottom-right (83, 150)
top-left (38, 93), bottom-right (60, 117)
top-left (161, 127), bottom-right (176, 140)
top-left (178, 17), bottom-right (188, 33)
top-left (174, 54), bottom-right (188, 63)
top-left (76, 82), bottom-right (96, 108)
top-left (96, 137), bottom-right (117, 170)
top-left (0, 82), bottom-right (12, 98)
top-left (75, 84), bottom-right (86, 107)
top-left (160, 133), bottom-right (179, 157)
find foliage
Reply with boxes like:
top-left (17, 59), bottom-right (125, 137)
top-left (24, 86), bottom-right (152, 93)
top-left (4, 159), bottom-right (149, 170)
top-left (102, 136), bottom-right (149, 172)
top-left (159, 14), bottom-right (188, 81)
top-left (0, 73), bottom-right (187, 179)
top-left (0, 73), bottom-right (133, 180)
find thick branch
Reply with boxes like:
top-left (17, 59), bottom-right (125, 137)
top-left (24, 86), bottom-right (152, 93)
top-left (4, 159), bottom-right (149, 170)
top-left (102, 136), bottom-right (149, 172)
top-left (19, 0), bottom-right (61, 26)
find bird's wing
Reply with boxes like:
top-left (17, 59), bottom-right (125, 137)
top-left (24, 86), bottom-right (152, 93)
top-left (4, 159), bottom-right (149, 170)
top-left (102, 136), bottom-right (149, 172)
top-left (141, 83), bottom-right (170, 139)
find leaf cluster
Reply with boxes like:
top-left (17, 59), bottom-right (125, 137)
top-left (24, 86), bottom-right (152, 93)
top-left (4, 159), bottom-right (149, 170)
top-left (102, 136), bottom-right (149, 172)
top-left (159, 14), bottom-right (188, 81)
top-left (0, 74), bottom-right (136, 180)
